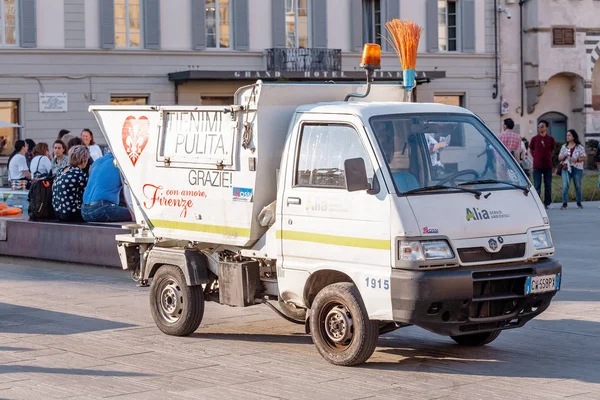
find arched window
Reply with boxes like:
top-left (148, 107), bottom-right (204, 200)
top-left (538, 112), bottom-right (568, 143)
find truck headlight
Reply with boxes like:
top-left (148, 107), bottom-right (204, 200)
top-left (399, 240), bottom-right (454, 261)
top-left (532, 229), bottom-right (552, 249)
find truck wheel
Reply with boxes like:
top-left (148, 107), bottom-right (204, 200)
top-left (451, 330), bottom-right (501, 346)
top-left (309, 282), bottom-right (378, 366)
top-left (278, 298), bottom-right (306, 322)
top-left (149, 265), bottom-right (204, 336)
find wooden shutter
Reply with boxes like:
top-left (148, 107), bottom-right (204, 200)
top-left (233, 0), bottom-right (249, 50)
top-left (383, 0), bottom-right (400, 51)
top-left (99, 0), bottom-right (115, 49)
top-left (552, 27), bottom-right (575, 46)
top-left (350, 0), bottom-right (363, 51)
top-left (191, 0), bottom-right (206, 50)
top-left (271, 0), bottom-right (286, 48)
top-left (144, 0), bottom-right (161, 49)
top-left (18, 0), bottom-right (36, 48)
top-left (461, 0), bottom-right (476, 53)
top-left (425, 0), bottom-right (438, 53)
top-left (311, 0), bottom-right (327, 48)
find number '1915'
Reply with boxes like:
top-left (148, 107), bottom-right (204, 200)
top-left (365, 277), bottom-right (390, 290)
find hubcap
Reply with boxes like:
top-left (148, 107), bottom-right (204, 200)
top-left (324, 305), bottom-right (353, 344)
top-left (158, 279), bottom-right (183, 323)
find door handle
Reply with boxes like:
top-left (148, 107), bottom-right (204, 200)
top-left (287, 197), bottom-right (301, 205)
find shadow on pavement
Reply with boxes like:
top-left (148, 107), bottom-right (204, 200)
top-left (0, 365), bottom-right (152, 377)
top-left (0, 346), bottom-right (33, 351)
top-left (364, 318), bottom-right (600, 384)
top-left (191, 332), bottom-right (313, 345)
top-left (0, 303), bottom-right (135, 335)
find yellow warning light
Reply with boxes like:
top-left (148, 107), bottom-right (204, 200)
top-left (360, 43), bottom-right (381, 71)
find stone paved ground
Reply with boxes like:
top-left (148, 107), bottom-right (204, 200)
top-left (0, 202), bottom-right (598, 399)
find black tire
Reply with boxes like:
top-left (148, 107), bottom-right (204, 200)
top-left (149, 265), bottom-right (204, 336)
top-left (278, 298), bottom-right (307, 322)
top-left (309, 282), bottom-right (379, 366)
top-left (451, 330), bottom-right (501, 346)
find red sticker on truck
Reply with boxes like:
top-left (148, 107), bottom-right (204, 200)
top-left (122, 115), bottom-right (150, 166)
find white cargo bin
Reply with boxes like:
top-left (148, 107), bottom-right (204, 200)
top-left (90, 81), bottom-right (405, 247)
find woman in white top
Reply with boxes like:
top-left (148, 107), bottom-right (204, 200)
top-left (7, 140), bottom-right (31, 182)
top-left (30, 142), bottom-right (52, 178)
top-left (81, 128), bottom-right (103, 161)
top-left (558, 129), bottom-right (586, 210)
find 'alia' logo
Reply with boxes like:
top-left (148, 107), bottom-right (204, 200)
top-left (466, 207), bottom-right (490, 221)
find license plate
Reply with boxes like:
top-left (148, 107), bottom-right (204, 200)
top-left (525, 274), bottom-right (561, 295)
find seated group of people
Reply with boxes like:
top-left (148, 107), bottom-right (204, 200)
top-left (7, 129), bottom-right (132, 223)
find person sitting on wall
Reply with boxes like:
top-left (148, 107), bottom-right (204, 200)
top-left (52, 145), bottom-right (90, 222)
top-left (24, 139), bottom-right (36, 168)
top-left (81, 152), bottom-right (133, 223)
top-left (51, 140), bottom-right (69, 177)
top-left (7, 140), bottom-right (31, 189)
top-left (30, 142), bottom-right (52, 179)
top-left (81, 129), bottom-right (103, 161)
top-left (67, 137), bottom-right (94, 174)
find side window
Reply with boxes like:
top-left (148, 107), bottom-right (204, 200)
top-left (295, 124), bottom-right (373, 189)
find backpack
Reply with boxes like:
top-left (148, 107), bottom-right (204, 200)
top-left (31, 156), bottom-right (51, 180)
top-left (28, 177), bottom-right (54, 220)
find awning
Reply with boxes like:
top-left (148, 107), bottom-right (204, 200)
top-left (168, 69), bottom-right (445, 84)
top-left (0, 121), bottom-right (22, 128)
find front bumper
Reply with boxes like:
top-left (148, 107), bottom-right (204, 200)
top-left (390, 258), bottom-right (562, 336)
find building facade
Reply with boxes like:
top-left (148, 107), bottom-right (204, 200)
top-left (498, 0), bottom-right (600, 144)
top-left (0, 0), bottom-right (500, 165)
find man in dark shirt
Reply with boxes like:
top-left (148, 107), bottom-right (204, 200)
top-left (529, 120), bottom-right (556, 209)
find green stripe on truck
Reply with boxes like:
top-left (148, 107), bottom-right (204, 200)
top-left (276, 230), bottom-right (390, 250)
top-left (151, 220), bottom-right (251, 237)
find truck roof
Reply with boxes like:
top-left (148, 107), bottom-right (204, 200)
top-left (295, 101), bottom-right (475, 120)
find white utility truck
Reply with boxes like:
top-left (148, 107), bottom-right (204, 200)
top-left (90, 77), bottom-right (561, 366)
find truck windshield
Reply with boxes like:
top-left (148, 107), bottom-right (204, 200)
top-left (369, 114), bottom-right (529, 194)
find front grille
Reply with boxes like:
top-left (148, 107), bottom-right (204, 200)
top-left (458, 243), bottom-right (526, 263)
top-left (469, 268), bottom-right (532, 319)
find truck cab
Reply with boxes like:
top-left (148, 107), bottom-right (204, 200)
top-left (275, 102), bottom-right (560, 360)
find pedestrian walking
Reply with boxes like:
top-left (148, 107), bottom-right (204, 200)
top-left (529, 120), bottom-right (556, 209)
top-left (499, 118), bottom-right (522, 156)
top-left (558, 129), bottom-right (586, 209)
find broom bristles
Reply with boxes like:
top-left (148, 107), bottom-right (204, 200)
top-left (384, 19), bottom-right (423, 71)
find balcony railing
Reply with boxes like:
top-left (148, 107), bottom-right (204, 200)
top-left (266, 48), bottom-right (342, 72)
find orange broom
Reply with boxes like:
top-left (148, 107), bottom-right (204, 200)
top-left (385, 19), bottom-right (423, 94)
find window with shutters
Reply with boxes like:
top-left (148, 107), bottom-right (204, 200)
top-left (0, 0), bottom-right (17, 46)
top-left (115, 0), bottom-right (142, 48)
top-left (438, 0), bottom-right (458, 52)
top-left (206, 0), bottom-right (231, 48)
top-left (552, 27), bottom-right (575, 47)
top-left (285, 0), bottom-right (309, 48)
top-left (362, 0), bottom-right (382, 47)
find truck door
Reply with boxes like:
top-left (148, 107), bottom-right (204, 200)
top-left (279, 114), bottom-right (392, 318)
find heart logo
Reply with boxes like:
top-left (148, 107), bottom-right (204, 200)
top-left (122, 115), bottom-right (150, 167)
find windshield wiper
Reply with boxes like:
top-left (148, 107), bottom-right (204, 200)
top-left (404, 185), bottom-right (483, 199)
top-left (459, 179), bottom-right (529, 196)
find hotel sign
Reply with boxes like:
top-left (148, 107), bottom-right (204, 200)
top-left (169, 70), bottom-right (445, 82)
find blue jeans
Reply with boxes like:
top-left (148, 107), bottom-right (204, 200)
top-left (533, 168), bottom-right (553, 207)
top-left (561, 168), bottom-right (583, 206)
top-left (81, 200), bottom-right (132, 223)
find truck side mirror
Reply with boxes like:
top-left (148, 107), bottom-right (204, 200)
top-left (344, 158), bottom-right (370, 192)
